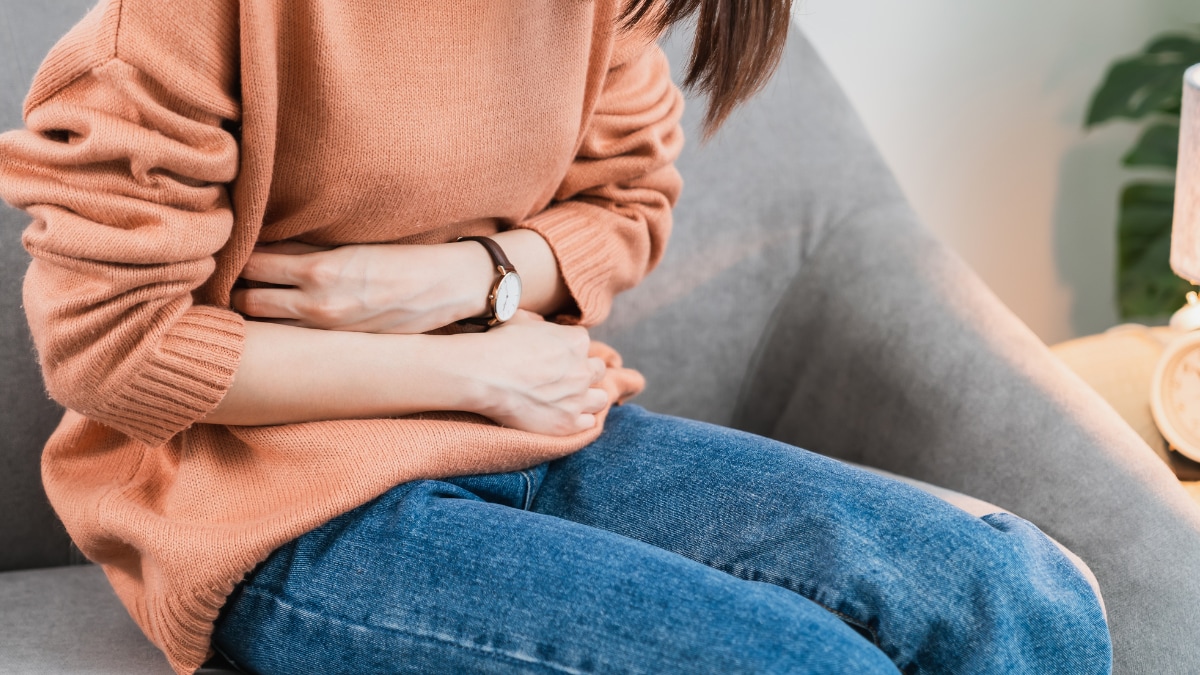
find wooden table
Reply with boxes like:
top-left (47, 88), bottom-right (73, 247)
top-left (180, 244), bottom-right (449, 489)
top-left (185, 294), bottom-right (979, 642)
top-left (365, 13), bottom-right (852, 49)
top-left (1051, 325), bottom-right (1200, 504)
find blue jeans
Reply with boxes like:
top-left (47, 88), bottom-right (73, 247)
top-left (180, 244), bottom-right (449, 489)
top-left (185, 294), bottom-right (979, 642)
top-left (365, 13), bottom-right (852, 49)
top-left (212, 405), bottom-right (1111, 674)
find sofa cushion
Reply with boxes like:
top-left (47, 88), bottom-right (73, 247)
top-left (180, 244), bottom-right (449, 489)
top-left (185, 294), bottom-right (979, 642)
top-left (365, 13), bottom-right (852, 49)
top-left (0, 565), bottom-right (235, 674)
top-left (0, 1), bottom-right (91, 574)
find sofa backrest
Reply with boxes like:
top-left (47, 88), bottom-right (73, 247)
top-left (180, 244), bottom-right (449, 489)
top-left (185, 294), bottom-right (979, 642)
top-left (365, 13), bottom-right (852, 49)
top-left (593, 28), bottom-right (901, 424)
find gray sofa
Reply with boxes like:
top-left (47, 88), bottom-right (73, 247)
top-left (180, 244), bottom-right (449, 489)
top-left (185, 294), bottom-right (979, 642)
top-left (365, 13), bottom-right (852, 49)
top-left (3, 2), bottom-right (1199, 673)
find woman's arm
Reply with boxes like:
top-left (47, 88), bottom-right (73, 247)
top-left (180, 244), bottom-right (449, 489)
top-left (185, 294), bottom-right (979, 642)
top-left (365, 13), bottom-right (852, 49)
top-left (0, 57), bottom-right (245, 449)
top-left (1, 43), bottom-right (598, 444)
top-left (231, 228), bottom-right (571, 335)
top-left (4, 5), bottom-right (674, 445)
top-left (493, 228), bottom-right (573, 317)
top-left (204, 230), bottom-right (593, 433)
top-left (200, 321), bottom-right (471, 426)
top-left (512, 28), bottom-right (685, 327)
top-left (203, 312), bottom-right (609, 436)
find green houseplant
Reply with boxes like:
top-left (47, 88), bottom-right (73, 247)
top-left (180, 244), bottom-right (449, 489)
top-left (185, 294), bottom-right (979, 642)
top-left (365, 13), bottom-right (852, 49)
top-left (1086, 29), bottom-right (1200, 319)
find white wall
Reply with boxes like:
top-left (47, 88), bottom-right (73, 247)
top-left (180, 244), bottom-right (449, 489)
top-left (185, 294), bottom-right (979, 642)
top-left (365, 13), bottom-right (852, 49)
top-left (796, 0), bottom-right (1199, 344)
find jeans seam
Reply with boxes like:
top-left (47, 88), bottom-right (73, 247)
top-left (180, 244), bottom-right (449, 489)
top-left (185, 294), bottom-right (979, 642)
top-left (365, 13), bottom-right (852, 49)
top-left (236, 586), bottom-right (588, 674)
top-left (209, 642), bottom-right (246, 673)
top-left (706, 561), bottom-right (883, 647)
top-left (519, 470), bottom-right (535, 511)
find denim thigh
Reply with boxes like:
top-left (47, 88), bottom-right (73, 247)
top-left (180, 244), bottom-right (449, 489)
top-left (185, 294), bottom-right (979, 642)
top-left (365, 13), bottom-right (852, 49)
top-left (213, 405), bottom-right (1110, 674)
top-left (529, 405), bottom-right (1111, 674)
top-left (212, 463), bottom-right (896, 675)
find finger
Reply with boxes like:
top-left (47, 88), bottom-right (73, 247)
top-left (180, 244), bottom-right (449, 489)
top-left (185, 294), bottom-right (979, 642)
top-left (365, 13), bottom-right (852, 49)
top-left (509, 309), bottom-right (544, 324)
top-left (587, 357), bottom-right (606, 384)
top-left (574, 413), bottom-right (597, 432)
top-left (231, 287), bottom-right (309, 319)
top-left (239, 251), bottom-right (310, 286)
top-left (500, 310), bottom-right (530, 325)
top-left (581, 387), bottom-right (608, 414)
top-left (573, 323), bottom-right (591, 343)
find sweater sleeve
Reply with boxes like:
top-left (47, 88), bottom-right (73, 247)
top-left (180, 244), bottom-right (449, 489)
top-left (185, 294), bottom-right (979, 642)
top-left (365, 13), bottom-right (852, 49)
top-left (513, 26), bottom-right (685, 327)
top-left (0, 57), bottom-right (244, 448)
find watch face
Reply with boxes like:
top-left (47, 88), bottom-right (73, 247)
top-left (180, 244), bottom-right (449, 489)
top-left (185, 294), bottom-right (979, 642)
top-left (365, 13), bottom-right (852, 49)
top-left (494, 272), bottom-right (522, 322)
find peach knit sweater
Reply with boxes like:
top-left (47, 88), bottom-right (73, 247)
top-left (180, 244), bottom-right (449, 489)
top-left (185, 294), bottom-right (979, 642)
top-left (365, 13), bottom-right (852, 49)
top-left (0, 0), bottom-right (684, 672)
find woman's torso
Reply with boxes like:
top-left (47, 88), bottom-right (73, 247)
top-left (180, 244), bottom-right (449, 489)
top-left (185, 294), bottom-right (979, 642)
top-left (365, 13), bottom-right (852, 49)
top-left (261, 0), bottom-right (593, 246)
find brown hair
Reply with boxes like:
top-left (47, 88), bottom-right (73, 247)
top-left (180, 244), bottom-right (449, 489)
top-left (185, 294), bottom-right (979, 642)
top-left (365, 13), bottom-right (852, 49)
top-left (622, 0), bottom-right (793, 138)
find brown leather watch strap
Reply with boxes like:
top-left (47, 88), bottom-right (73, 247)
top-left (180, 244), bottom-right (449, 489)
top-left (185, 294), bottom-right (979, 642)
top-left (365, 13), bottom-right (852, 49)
top-left (457, 236), bottom-right (516, 273)
top-left (457, 235), bottom-right (519, 327)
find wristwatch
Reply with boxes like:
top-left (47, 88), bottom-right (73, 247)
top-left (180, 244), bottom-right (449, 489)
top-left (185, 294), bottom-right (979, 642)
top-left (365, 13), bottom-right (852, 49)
top-left (458, 236), bottom-right (522, 326)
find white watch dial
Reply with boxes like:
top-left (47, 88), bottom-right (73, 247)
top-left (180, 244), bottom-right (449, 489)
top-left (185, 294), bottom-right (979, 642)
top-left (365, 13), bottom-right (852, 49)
top-left (494, 272), bottom-right (522, 322)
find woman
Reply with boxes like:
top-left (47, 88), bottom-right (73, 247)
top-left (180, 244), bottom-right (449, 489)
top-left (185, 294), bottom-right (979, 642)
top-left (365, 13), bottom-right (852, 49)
top-left (0, 0), bottom-right (1110, 673)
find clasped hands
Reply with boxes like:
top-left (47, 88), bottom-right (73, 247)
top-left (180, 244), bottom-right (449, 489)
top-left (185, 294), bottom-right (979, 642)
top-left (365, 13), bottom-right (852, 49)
top-left (230, 238), bottom-right (609, 435)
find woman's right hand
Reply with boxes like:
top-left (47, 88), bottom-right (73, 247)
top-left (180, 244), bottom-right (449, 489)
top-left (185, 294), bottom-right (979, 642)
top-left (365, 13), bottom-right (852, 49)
top-left (460, 311), bottom-right (609, 436)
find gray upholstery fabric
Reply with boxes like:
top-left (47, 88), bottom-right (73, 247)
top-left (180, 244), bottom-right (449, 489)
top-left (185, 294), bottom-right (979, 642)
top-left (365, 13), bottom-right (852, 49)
top-left (0, 0), bottom-right (88, 572)
top-left (1, 3), bottom-right (1195, 673)
top-left (735, 200), bottom-right (1200, 673)
top-left (592, 30), bottom-right (904, 424)
top-left (0, 565), bottom-right (236, 674)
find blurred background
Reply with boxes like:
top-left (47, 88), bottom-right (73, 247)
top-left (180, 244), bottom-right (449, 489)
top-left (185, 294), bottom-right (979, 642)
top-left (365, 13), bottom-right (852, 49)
top-left (795, 0), bottom-right (1200, 344)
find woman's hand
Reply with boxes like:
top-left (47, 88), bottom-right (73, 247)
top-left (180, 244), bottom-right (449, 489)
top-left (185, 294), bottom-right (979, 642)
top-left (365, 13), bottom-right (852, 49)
top-left (232, 240), bottom-right (494, 334)
top-left (459, 311), bottom-right (608, 436)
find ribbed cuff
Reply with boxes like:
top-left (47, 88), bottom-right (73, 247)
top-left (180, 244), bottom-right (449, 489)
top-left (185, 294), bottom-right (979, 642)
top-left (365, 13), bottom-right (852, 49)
top-left (515, 201), bottom-right (624, 326)
top-left (96, 305), bottom-right (245, 448)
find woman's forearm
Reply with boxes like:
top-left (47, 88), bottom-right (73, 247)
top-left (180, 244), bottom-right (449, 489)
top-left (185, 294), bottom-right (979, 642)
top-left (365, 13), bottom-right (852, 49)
top-left (205, 230), bottom-right (578, 428)
top-left (491, 228), bottom-right (571, 317)
top-left (236, 229), bottom-right (572, 334)
top-left (201, 320), bottom-right (482, 426)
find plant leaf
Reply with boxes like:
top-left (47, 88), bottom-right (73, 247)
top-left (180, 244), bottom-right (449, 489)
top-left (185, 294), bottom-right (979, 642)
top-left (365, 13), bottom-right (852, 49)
top-left (1146, 33), bottom-right (1200, 55)
top-left (1116, 181), bottom-right (1194, 318)
top-left (1085, 32), bottom-right (1200, 126)
top-left (1122, 120), bottom-right (1180, 168)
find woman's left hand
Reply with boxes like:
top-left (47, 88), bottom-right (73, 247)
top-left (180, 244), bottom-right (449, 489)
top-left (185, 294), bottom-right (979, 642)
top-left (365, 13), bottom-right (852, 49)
top-left (232, 240), bottom-right (494, 334)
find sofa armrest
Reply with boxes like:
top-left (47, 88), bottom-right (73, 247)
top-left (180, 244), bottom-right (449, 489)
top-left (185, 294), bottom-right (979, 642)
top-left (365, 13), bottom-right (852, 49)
top-left (734, 201), bottom-right (1200, 672)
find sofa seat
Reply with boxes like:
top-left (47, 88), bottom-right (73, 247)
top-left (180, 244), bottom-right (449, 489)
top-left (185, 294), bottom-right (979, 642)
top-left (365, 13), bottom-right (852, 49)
top-left (0, 565), bottom-right (235, 674)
